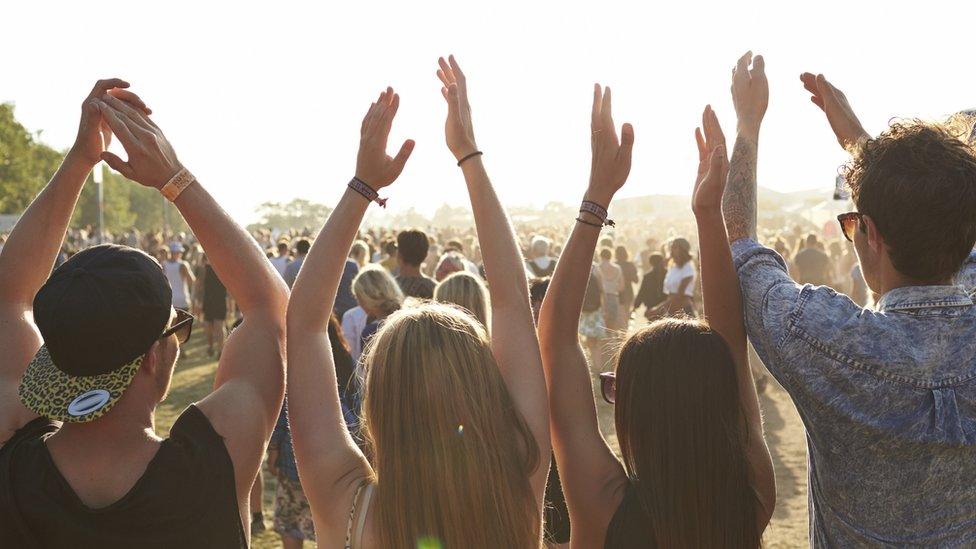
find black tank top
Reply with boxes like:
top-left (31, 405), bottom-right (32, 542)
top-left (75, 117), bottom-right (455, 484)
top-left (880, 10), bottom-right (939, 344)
top-left (0, 405), bottom-right (246, 548)
top-left (604, 483), bottom-right (656, 549)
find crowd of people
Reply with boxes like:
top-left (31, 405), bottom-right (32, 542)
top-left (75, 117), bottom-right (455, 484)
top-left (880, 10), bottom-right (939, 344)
top-left (2, 51), bottom-right (976, 548)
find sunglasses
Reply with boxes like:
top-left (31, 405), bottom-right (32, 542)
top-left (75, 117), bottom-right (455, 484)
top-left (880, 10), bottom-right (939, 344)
top-left (160, 308), bottom-right (195, 344)
top-left (599, 372), bottom-right (616, 404)
top-left (836, 212), bottom-right (864, 243)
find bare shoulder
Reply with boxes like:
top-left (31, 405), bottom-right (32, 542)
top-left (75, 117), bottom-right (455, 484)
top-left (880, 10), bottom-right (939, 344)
top-left (0, 307), bottom-right (43, 437)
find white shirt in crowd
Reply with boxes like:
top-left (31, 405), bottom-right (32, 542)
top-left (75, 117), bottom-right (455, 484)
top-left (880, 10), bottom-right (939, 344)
top-left (164, 260), bottom-right (191, 308)
top-left (342, 306), bottom-right (368, 364)
top-left (663, 260), bottom-right (696, 297)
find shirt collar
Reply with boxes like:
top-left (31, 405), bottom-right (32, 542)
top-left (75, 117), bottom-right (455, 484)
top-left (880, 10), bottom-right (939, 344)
top-left (876, 285), bottom-right (973, 311)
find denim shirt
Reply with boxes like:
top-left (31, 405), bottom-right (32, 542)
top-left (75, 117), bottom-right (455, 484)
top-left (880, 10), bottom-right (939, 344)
top-left (271, 394), bottom-right (359, 483)
top-left (733, 238), bottom-right (976, 547)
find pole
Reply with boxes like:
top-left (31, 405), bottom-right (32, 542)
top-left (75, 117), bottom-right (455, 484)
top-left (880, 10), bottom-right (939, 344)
top-left (93, 164), bottom-right (104, 244)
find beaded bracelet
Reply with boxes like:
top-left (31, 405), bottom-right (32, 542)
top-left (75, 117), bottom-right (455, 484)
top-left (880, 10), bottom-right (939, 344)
top-left (579, 200), bottom-right (615, 227)
top-left (348, 177), bottom-right (388, 208)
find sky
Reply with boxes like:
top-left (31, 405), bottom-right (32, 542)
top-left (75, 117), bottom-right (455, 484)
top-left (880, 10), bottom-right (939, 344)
top-left (4, 1), bottom-right (975, 224)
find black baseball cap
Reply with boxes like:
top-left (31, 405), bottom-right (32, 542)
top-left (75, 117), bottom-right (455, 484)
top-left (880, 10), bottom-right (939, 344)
top-left (18, 244), bottom-right (173, 423)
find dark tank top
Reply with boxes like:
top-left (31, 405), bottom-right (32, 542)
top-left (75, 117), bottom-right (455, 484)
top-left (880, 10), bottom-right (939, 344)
top-left (0, 405), bottom-right (246, 548)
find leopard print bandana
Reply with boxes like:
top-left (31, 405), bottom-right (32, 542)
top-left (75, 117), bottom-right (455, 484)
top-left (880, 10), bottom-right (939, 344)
top-left (18, 345), bottom-right (143, 423)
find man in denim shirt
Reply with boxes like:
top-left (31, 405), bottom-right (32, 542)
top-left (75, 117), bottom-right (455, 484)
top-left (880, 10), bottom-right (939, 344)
top-left (724, 52), bottom-right (976, 546)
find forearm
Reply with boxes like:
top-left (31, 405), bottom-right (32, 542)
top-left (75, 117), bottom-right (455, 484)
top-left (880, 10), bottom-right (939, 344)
top-left (0, 151), bottom-right (92, 305)
top-left (289, 187), bottom-right (368, 332)
top-left (460, 157), bottom-right (531, 313)
top-left (697, 212), bottom-right (764, 453)
top-left (173, 181), bottom-right (287, 314)
top-left (723, 131), bottom-right (759, 242)
top-left (695, 212), bottom-right (747, 359)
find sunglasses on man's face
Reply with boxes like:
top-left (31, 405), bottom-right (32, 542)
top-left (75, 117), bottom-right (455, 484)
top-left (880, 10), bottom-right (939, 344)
top-left (599, 372), bottom-right (616, 405)
top-left (160, 308), bottom-right (195, 344)
top-left (836, 212), bottom-right (864, 243)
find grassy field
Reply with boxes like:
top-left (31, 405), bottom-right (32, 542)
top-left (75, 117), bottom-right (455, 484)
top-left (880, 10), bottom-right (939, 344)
top-left (158, 332), bottom-right (808, 548)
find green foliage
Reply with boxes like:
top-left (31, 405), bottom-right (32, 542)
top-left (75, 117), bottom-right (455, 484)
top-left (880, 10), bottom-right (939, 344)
top-left (0, 103), bottom-right (64, 214)
top-left (249, 198), bottom-right (333, 232)
top-left (0, 104), bottom-right (188, 233)
top-left (70, 166), bottom-right (189, 233)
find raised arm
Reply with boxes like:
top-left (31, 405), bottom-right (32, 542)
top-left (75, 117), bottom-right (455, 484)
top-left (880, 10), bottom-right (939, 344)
top-left (800, 72), bottom-right (870, 152)
top-left (436, 55), bottom-right (551, 497)
top-left (691, 105), bottom-right (775, 528)
top-left (537, 84), bottom-right (634, 547)
top-left (723, 51), bottom-right (767, 243)
top-left (286, 89), bottom-right (413, 542)
top-left (0, 80), bottom-right (149, 442)
top-left (96, 94), bottom-right (289, 501)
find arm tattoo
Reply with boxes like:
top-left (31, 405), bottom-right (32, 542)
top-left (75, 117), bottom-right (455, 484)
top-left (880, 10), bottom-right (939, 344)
top-left (723, 135), bottom-right (758, 242)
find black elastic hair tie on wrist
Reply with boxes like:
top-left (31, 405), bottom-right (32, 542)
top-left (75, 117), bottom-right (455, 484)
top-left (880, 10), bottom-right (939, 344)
top-left (457, 151), bottom-right (484, 167)
top-left (576, 216), bottom-right (603, 229)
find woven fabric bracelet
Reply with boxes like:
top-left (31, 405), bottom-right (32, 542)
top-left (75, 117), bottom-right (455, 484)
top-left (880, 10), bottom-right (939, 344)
top-left (457, 151), bottom-right (484, 167)
top-left (348, 177), bottom-right (387, 208)
top-left (580, 200), bottom-right (615, 227)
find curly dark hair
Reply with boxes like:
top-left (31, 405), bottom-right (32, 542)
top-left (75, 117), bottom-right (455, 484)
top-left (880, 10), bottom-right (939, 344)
top-left (845, 120), bottom-right (976, 282)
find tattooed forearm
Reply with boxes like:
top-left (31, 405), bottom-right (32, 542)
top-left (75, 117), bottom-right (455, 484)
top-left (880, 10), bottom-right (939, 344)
top-left (723, 135), bottom-right (758, 242)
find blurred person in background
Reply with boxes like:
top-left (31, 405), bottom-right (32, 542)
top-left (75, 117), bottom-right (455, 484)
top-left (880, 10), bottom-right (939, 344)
top-left (164, 242), bottom-right (195, 310)
top-left (650, 237), bottom-right (696, 317)
top-left (434, 271), bottom-right (490, 328)
top-left (395, 229), bottom-right (436, 299)
top-left (284, 238), bottom-right (311, 288)
top-left (270, 240), bottom-right (291, 278)
top-left (633, 252), bottom-right (667, 321)
top-left (615, 245), bottom-right (638, 330)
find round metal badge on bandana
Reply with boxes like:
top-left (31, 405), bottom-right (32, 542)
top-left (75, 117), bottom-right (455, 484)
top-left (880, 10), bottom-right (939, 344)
top-left (67, 389), bottom-right (112, 417)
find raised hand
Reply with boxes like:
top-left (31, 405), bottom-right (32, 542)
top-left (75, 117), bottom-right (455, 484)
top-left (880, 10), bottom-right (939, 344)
top-left (731, 52), bottom-right (768, 137)
top-left (586, 84), bottom-right (635, 205)
top-left (355, 87), bottom-right (415, 188)
top-left (437, 55), bottom-right (478, 160)
top-left (692, 105), bottom-right (729, 215)
top-left (96, 94), bottom-right (181, 189)
top-left (800, 72), bottom-right (869, 151)
top-left (71, 79), bottom-right (151, 166)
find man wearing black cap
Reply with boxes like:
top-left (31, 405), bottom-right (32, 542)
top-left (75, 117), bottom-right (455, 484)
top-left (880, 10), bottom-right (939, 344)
top-left (0, 81), bottom-right (288, 548)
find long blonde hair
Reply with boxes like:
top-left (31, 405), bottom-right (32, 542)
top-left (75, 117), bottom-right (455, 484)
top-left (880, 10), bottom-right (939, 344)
top-left (361, 302), bottom-right (540, 548)
top-left (352, 266), bottom-right (404, 318)
top-left (433, 271), bottom-right (490, 329)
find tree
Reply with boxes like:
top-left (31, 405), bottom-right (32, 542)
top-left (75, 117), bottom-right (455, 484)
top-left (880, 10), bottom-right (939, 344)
top-left (0, 103), bottom-right (63, 214)
top-left (249, 198), bottom-right (333, 232)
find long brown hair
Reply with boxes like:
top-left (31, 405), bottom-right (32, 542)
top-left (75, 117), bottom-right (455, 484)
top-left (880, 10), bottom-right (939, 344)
top-left (614, 318), bottom-right (759, 548)
top-left (361, 302), bottom-right (541, 548)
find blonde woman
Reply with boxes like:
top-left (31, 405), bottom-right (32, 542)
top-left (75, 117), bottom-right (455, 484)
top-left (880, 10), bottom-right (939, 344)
top-left (433, 271), bottom-right (490, 329)
top-left (344, 266), bottom-right (404, 362)
top-left (287, 58), bottom-right (550, 549)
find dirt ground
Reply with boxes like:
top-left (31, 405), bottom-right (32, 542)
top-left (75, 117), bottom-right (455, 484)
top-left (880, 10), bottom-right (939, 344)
top-left (158, 333), bottom-right (810, 548)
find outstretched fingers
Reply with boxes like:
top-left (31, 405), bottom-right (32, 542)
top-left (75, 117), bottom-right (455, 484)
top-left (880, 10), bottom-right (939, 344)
top-left (88, 78), bottom-right (129, 100)
top-left (106, 88), bottom-right (152, 116)
top-left (592, 83), bottom-right (603, 127)
top-left (100, 151), bottom-right (135, 179)
top-left (733, 51), bottom-right (752, 90)
top-left (96, 101), bottom-right (141, 149)
top-left (101, 94), bottom-right (155, 133)
top-left (390, 139), bottom-right (416, 178)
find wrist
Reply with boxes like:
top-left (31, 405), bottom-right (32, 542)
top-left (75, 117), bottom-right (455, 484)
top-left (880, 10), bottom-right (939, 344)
top-left (583, 188), bottom-right (614, 208)
top-left (64, 147), bottom-right (98, 171)
top-left (736, 123), bottom-right (761, 142)
top-left (452, 141), bottom-right (479, 162)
